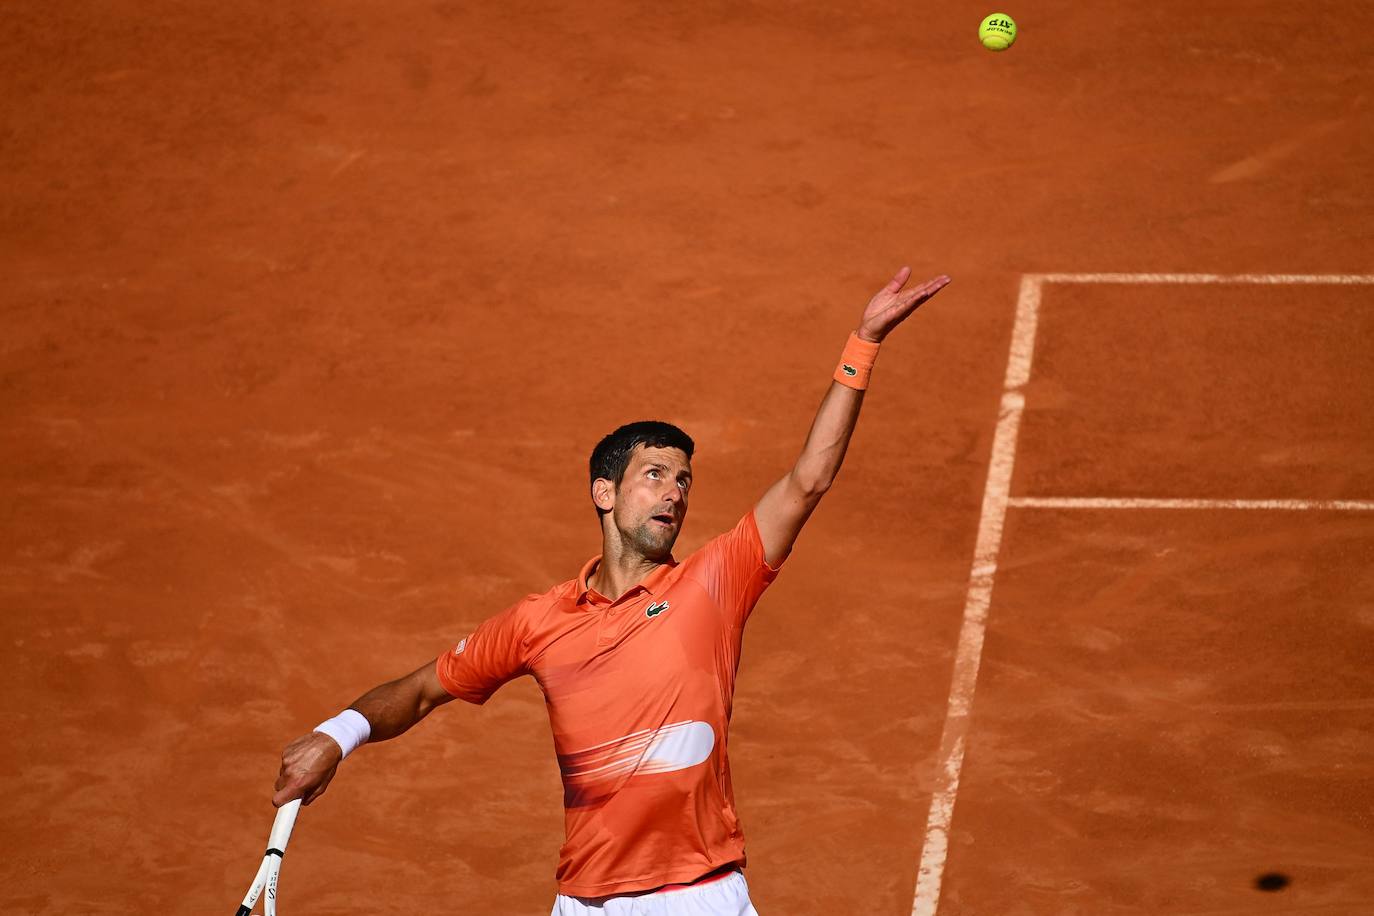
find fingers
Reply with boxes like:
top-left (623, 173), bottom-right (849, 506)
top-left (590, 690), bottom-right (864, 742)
top-left (272, 782), bottom-right (303, 808)
top-left (273, 770), bottom-right (323, 808)
top-left (886, 274), bottom-right (951, 314)
top-left (303, 769), bottom-right (335, 806)
top-left (857, 270), bottom-right (951, 341)
top-left (877, 269), bottom-right (950, 308)
top-left (883, 266), bottom-right (912, 293)
top-left (905, 274), bottom-right (951, 304)
top-left (273, 756), bottom-right (294, 805)
top-left (272, 733), bottom-right (342, 807)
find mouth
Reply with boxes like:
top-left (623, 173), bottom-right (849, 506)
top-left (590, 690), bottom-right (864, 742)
top-left (650, 513), bottom-right (677, 527)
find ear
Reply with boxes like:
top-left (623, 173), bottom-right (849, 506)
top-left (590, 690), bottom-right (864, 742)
top-left (591, 477), bottom-right (616, 513)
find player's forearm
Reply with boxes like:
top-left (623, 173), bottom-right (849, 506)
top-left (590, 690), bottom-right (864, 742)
top-left (789, 380), bottom-right (865, 497)
top-left (347, 666), bottom-right (445, 743)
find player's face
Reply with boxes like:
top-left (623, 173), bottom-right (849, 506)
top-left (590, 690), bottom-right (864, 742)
top-left (612, 445), bottom-right (692, 561)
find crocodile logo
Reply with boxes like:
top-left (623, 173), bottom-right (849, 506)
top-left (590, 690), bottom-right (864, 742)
top-left (645, 600), bottom-right (670, 618)
top-left (841, 364), bottom-right (858, 377)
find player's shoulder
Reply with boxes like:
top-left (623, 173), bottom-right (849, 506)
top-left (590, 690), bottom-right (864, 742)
top-left (694, 511), bottom-right (761, 552)
top-left (509, 583), bottom-right (565, 612)
top-left (678, 511), bottom-right (761, 567)
top-left (508, 573), bottom-right (584, 614)
top-left (497, 577), bottom-right (582, 642)
top-left (485, 586), bottom-right (567, 643)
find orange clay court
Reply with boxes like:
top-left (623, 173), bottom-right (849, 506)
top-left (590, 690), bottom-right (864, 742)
top-left (3, 3), bottom-right (1372, 914)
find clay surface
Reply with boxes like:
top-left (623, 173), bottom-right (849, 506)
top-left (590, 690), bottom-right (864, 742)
top-left (3, 2), bottom-right (1371, 913)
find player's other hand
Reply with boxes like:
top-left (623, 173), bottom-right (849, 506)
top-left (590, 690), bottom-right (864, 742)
top-left (272, 732), bottom-right (343, 807)
top-left (856, 267), bottom-right (950, 343)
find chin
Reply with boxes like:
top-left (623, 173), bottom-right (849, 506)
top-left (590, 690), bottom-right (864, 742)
top-left (629, 525), bottom-right (678, 561)
top-left (645, 537), bottom-right (678, 562)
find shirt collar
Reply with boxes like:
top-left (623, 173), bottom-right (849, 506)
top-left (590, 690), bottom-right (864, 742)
top-left (577, 555), bottom-right (677, 605)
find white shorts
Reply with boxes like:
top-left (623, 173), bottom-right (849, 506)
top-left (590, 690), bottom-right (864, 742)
top-left (551, 870), bottom-right (759, 916)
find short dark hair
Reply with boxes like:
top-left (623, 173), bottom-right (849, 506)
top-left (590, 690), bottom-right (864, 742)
top-left (589, 421), bottom-right (695, 491)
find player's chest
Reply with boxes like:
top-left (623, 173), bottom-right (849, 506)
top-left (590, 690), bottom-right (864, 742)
top-left (532, 581), bottom-right (724, 687)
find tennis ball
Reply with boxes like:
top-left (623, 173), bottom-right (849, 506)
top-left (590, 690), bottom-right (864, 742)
top-left (979, 13), bottom-right (1017, 52)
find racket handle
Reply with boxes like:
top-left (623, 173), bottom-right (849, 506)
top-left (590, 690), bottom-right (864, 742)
top-left (235, 800), bottom-right (302, 915)
top-left (267, 798), bottom-right (303, 853)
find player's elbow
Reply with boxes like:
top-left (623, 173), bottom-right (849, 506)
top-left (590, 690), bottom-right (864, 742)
top-left (415, 688), bottom-right (449, 720)
top-left (412, 661), bottom-right (456, 720)
top-left (791, 469), bottom-right (833, 501)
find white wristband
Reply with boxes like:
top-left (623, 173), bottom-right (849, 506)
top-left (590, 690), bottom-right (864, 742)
top-left (314, 708), bottom-right (371, 759)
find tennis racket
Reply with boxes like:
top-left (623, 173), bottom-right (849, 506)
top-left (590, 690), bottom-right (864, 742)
top-left (235, 798), bottom-right (302, 916)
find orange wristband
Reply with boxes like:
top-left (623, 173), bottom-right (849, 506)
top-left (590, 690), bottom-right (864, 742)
top-left (833, 332), bottom-right (880, 389)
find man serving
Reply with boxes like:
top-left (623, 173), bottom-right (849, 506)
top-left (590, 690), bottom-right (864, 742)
top-left (272, 267), bottom-right (951, 914)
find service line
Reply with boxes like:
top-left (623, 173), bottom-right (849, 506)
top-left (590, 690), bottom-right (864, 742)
top-left (1031, 272), bottom-right (1374, 285)
top-left (1009, 496), bottom-right (1374, 511)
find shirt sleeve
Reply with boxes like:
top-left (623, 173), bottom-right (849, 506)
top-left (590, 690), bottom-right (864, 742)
top-left (686, 510), bottom-right (784, 628)
top-left (434, 599), bottom-right (532, 705)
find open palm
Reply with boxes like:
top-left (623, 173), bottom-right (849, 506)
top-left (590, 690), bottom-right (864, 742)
top-left (857, 267), bottom-right (951, 342)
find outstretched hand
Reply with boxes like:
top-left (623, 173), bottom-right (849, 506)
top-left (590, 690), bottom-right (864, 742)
top-left (856, 267), bottom-right (951, 343)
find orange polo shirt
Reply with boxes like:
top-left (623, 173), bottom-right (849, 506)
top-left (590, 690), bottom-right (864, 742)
top-left (435, 511), bottom-right (783, 898)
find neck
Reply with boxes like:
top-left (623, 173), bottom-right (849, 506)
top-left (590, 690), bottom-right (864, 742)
top-left (588, 532), bottom-right (669, 602)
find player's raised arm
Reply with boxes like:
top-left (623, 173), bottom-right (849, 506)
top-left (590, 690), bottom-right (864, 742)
top-left (753, 267), bottom-right (950, 566)
top-left (271, 659), bottom-right (455, 807)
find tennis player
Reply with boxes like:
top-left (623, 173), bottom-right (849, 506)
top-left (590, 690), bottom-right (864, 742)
top-left (272, 267), bottom-right (950, 914)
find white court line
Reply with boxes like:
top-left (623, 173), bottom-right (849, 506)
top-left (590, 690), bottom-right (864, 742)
top-left (909, 270), bottom-right (1374, 916)
top-left (910, 275), bottom-right (1042, 916)
top-left (1010, 497), bottom-right (1374, 511)
top-left (1032, 273), bottom-right (1374, 285)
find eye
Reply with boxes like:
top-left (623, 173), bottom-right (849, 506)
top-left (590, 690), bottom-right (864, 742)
top-left (677, 478), bottom-right (690, 490)
top-left (647, 469), bottom-right (661, 479)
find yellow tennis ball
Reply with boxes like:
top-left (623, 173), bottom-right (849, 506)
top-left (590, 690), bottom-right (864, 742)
top-left (979, 13), bottom-right (1017, 52)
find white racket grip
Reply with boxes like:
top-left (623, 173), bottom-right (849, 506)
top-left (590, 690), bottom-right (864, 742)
top-left (267, 798), bottom-right (302, 853)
